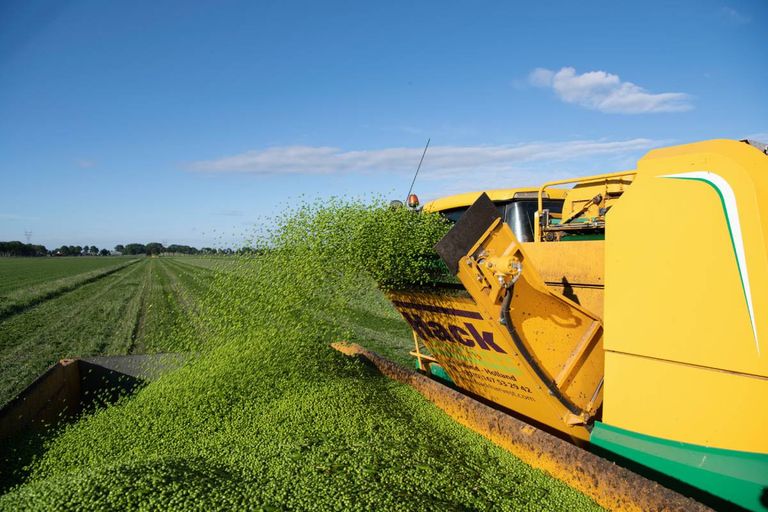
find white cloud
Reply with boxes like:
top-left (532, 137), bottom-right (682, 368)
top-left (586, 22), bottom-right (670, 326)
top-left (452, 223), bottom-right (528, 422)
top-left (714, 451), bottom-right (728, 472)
top-left (0, 213), bottom-right (36, 222)
top-left (189, 138), bottom-right (660, 183)
top-left (529, 67), bottom-right (693, 114)
top-left (528, 68), bottom-right (555, 88)
top-left (721, 6), bottom-right (750, 24)
top-left (75, 158), bottom-right (96, 169)
top-left (745, 132), bottom-right (768, 143)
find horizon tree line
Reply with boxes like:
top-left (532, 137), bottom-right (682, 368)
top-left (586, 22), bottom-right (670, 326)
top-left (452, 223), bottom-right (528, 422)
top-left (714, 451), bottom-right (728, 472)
top-left (0, 241), bottom-right (243, 257)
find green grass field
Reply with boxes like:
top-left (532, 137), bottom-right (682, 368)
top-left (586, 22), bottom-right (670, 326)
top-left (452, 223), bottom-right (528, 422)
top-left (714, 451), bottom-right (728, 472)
top-left (0, 257), bottom-right (139, 319)
top-left (0, 257), bottom-right (133, 296)
top-left (0, 257), bottom-right (216, 404)
top-left (0, 256), bottom-right (413, 406)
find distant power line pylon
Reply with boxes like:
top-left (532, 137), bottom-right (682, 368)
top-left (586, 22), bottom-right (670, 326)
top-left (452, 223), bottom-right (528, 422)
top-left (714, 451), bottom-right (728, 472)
top-left (24, 231), bottom-right (32, 244)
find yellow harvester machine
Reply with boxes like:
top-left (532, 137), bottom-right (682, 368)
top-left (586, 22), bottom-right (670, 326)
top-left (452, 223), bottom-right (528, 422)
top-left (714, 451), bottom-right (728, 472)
top-left (386, 139), bottom-right (768, 511)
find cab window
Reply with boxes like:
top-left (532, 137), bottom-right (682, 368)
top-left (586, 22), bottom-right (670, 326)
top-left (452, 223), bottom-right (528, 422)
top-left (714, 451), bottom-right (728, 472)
top-left (504, 199), bottom-right (563, 242)
top-left (437, 199), bottom-right (563, 242)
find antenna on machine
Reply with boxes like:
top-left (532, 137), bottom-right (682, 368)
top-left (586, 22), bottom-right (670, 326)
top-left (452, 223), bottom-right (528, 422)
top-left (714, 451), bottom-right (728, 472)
top-left (405, 138), bottom-right (430, 205)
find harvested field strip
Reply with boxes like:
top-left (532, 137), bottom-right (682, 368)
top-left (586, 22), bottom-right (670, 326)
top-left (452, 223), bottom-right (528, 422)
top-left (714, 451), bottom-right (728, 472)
top-left (171, 257), bottom-right (235, 271)
top-left (156, 260), bottom-right (211, 338)
top-left (0, 259), bottom-right (209, 405)
top-left (126, 259), bottom-right (154, 354)
top-left (130, 259), bottom-right (205, 353)
top-left (0, 261), bottom-right (147, 403)
top-left (0, 257), bottom-right (133, 296)
top-left (0, 259), bottom-right (139, 320)
top-left (160, 258), bottom-right (218, 299)
top-left (335, 280), bottom-right (415, 367)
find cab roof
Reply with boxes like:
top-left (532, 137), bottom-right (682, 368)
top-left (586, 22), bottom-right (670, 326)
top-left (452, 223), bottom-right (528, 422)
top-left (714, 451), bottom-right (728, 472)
top-left (423, 187), bottom-right (567, 213)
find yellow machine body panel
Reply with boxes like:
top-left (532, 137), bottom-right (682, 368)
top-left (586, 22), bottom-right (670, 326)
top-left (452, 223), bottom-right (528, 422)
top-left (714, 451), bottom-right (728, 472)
top-left (393, 140), bottom-right (768, 453)
top-left (603, 352), bottom-right (768, 453)
top-left (385, 139), bottom-right (768, 510)
top-left (603, 139), bottom-right (768, 452)
top-left (390, 207), bottom-right (606, 441)
top-left (388, 291), bottom-right (579, 434)
top-left (389, 287), bottom-right (598, 442)
top-left (522, 241), bottom-right (605, 318)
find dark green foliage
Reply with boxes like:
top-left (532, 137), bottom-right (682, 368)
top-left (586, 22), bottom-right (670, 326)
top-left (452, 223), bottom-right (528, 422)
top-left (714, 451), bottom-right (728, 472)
top-left (0, 242), bottom-right (48, 257)
top-left (117, 243), bottom-right (235, 255)
top-left (165, 244), bottom-right (199, 255)
top-left (121, 243), bottom-right (147, 255)
top-left (145, 242), bottom-right (165, 255)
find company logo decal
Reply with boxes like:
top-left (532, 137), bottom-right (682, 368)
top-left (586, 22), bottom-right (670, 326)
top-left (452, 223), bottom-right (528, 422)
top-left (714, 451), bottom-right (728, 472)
top-left (662, 171), bottom-right (760, 354)
top-left (400, 311), bottom-right (507, 354)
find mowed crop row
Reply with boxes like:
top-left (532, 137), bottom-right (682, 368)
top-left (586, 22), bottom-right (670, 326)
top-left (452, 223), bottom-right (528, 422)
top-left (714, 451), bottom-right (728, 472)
top-left (0, 257), bottom-right (135, 295)
top-left (0, 255), bottom-right (415, 406)
top-left (0, 258), bottom-right (214, 405)
top-left (0, 257), bottom-right (139, 319)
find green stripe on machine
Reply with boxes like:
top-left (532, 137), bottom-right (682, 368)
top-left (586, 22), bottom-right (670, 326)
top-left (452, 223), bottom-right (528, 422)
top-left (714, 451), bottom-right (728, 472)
top-left (591, 421), bottom-right (768, 511)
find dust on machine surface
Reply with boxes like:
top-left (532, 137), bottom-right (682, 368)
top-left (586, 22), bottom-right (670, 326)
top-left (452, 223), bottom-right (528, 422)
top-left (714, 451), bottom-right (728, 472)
top-left (387, 139), bottom-right (768, 511)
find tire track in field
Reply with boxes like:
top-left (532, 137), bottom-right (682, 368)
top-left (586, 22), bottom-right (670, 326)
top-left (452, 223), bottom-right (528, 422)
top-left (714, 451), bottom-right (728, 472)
top-left (161, 258), bottom-right (215, 304)
top-left (156, 259), bottom-right (210, 346)
top-left (163, 257), bottom-right (220, 276)
top-left (129, 259), bottom-right (181, 352)
top-left (160, 259), bottom-right (222, 297)
top-left (0, 259), bottom-right (140, 322)
top-left (0, 261), bottom-right (147, 355)
top-left (127, 259), bottom-right (154, 354)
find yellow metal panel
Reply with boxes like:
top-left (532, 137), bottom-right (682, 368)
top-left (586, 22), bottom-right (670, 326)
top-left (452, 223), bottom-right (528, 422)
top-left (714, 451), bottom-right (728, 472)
top-left (523, 241), bottom-right (604, 285)
top-left (388, 290), bottom-right (588, 439)
top-left (603, 351), bottom-right (768, 452)
top-left (604, 139), bottom-right (768, 452)
top-left (605, 139), bottom-right (768, 377)
top-left (562, 176), bottom-right (634, 222)
top-left (523, 241), bottom-right (605, 318)
top-left (388, 216), bottom-right (606, 441)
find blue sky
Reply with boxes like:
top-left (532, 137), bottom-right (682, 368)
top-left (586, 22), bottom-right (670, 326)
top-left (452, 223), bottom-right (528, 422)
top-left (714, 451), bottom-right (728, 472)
top-left (1, 0), bottom-right (766, 249)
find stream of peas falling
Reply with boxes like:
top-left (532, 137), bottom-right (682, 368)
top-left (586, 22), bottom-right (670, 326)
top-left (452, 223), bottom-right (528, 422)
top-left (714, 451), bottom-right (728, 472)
top-left (0, 200), bottom-right (602, 511)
